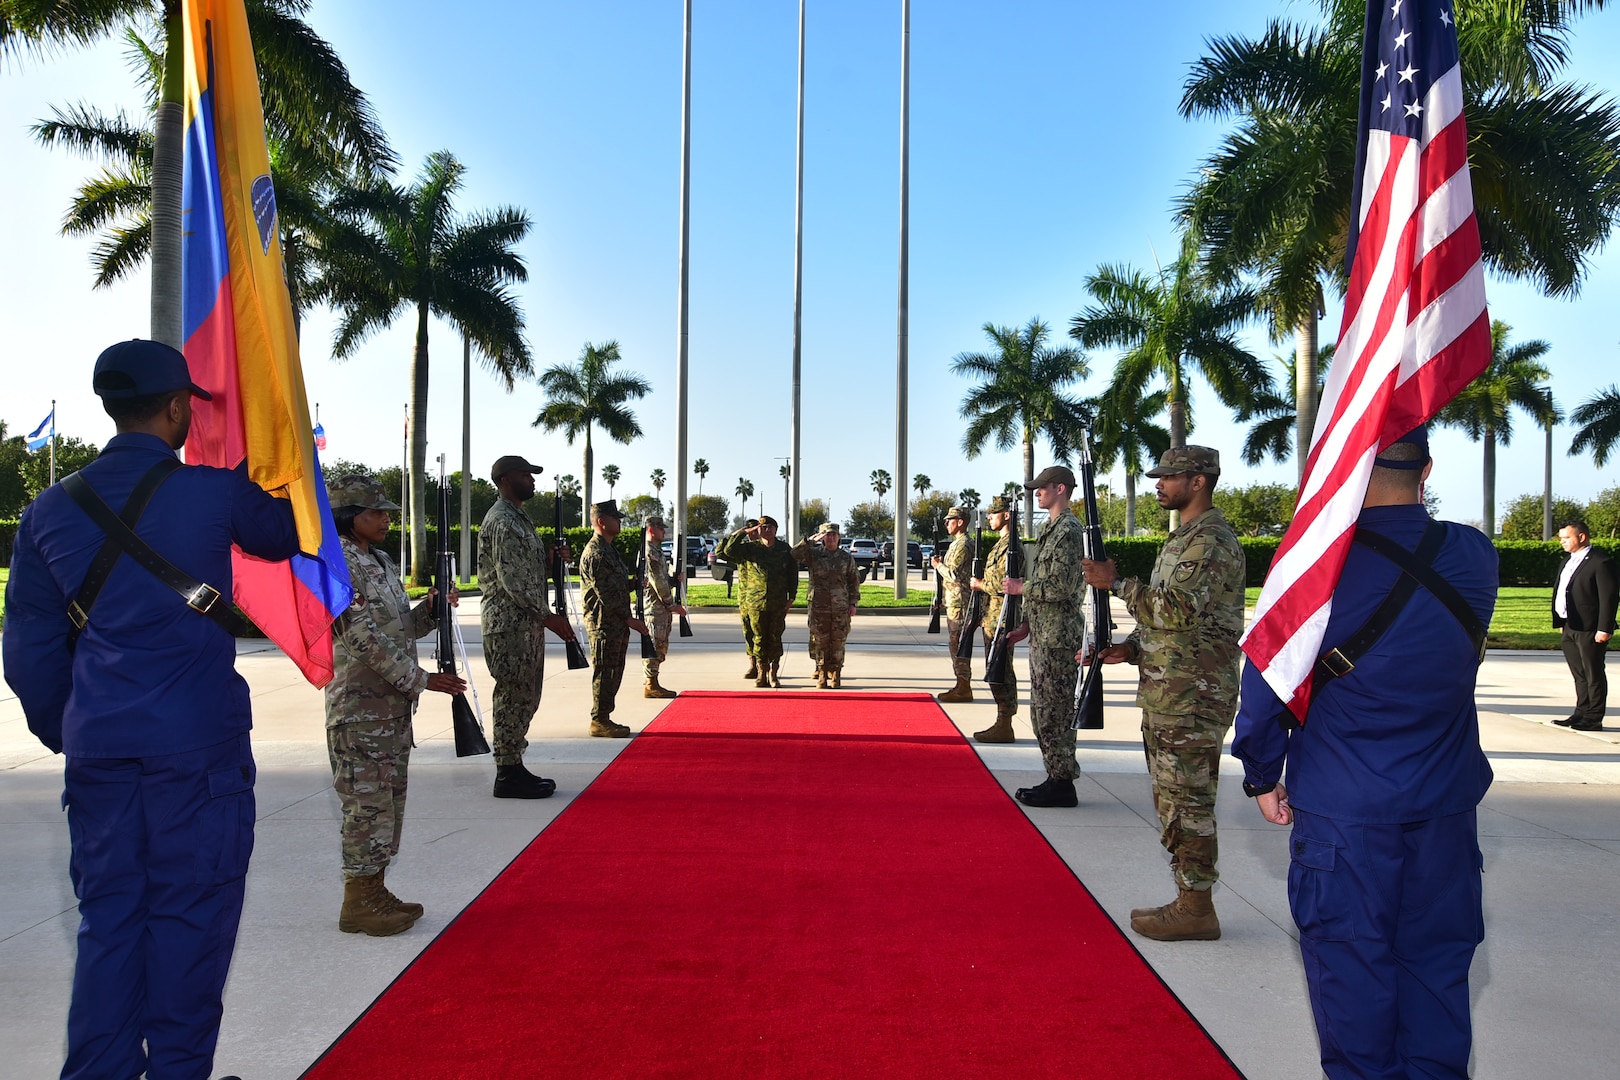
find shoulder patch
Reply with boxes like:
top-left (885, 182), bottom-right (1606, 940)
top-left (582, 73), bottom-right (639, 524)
top-left (1173, 560), bottom-right (1201, 583)
top-left (348, 592), bottom-right (367, 611)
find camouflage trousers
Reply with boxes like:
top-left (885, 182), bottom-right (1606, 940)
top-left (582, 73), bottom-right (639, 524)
top-left (485, 624), bottom-right (545, 766)
top-left (590, 625), bottom-right (630, 723)
top-left (1141, 710), bottom-right (1233, 891)
top-left (743, 604), bottom-right (789, 664)
top-left (328, 716), bottom-right (412, 878)
top-left (944, 617), bottom-right (972, 680)
top-left (1027, 645), bottom-right (1079, 781)
top-left (807, 606), bottom-right (851, 670)
top-left (643, 605), bottom-right (672, 680)
top-left (982, 629), bottom-right (1017, 712)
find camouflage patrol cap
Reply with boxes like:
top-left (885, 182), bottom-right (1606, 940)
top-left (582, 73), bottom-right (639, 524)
top-left (590, 499), bottom-right (624, 520)
top-left (986, 495), bottom-right (1012, 513)
top-left (816, 521), bottom-right (840, 535)
top-left (490, 454), bottom-right (543, 483)
top-left (328, 474), bottom-right (400, 511)
top-left (645, 516), bottom-right (668, 529)
top-left (1146, 445), bottom-right (1221, 477)
top-left (1025, 465), bottom-right (1077, 490)
top-left (745, 518), bottom-right (760, 529)
top-left (945, 506), bottom-right (968, 522)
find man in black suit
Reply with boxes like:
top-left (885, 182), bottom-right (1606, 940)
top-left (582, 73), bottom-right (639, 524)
top-left (1552, 520), bottom-right (1617, 731)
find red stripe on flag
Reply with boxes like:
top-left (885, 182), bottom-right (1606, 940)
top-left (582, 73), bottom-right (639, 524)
top-left (1417, 115), bottom-right (1469, 205)
top-left (1407, 216), bottom-right (1482, 319)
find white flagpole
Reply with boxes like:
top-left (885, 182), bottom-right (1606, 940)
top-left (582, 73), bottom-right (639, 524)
top-left (49, 399), bottom-right (57, 487)
top-left (893, 0), bottom-right (910, 598)
top-left (674, 0), bottom-right (693, 576)
top-left (789, 0), bottom-right (806, 546)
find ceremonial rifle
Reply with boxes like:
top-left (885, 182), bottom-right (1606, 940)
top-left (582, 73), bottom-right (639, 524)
top-left (983, 509), bottom-right (1021, 685)
top-left (955, 511), bottom-right (986, 660)
top-left (926, 519), bottom-right (945, 635)
top-left (552, 481), bottom-right (590, 669)
top-left (672, 539), bottom-right (694, 638)
top-left (435, 455), bottom-right (489, 756)
top-left (635, 534), bottom-right (658, 660)
top-left (1071, 432), bottom-right (1107, 730)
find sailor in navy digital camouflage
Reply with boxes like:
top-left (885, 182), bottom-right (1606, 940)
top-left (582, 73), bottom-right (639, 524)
top-left (1084, 445), bottom-right (1245, 942)
top-left (791, 522), bottom-right (859, 687)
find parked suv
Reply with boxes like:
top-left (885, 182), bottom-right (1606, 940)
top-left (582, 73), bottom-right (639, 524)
top-left (847, 539), bottom-right (881, 567)
top-left (878, 540), bottom-right (924, 568)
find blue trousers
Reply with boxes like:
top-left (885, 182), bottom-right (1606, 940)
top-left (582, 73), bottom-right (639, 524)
top-left (61, 735), bottom-right (256, 1080)
top-left (1288, 808), bottom-right (1484, 1080)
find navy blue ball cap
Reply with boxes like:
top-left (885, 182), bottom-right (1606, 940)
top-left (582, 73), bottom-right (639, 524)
top-left (92, 339), bottom-right (213, 401)
top-left (1374, 425), bottom-right (1430, 469)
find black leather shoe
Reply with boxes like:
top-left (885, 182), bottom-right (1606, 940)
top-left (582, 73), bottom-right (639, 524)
top-left (1568, 719), bottom-right (1605, 731)
top-left (493, 763), bottom-right (557, 799)
top-left (1553, 715), bottom-right (1578, 727)
top-left (1015, 778), bottom-right (1078, 808)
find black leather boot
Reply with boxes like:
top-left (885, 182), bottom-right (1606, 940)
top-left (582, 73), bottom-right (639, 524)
top-left (493, 762), bottom-right (557, 799)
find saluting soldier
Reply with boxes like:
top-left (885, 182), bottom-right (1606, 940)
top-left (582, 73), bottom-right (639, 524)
top-left (728, 518), bottom-right (759, 675)
top-left (579, 500), bottom-right (649, 736)
top-left (791, 522), bottom-right (860, 688)
top-left (1004, 467), bottom-right (1088, 808)
top-left (478, 455), bottom-right (574, 799)
top-left (969, 496), bottom-right (1019, 741)
top-left (325, 475), bottom-right (465, 937)
top-left (716, 515), bottom-right (801, 687)
top-left (934, 506), bottom-right (977, 702)
top-left (641, 517), bottom-right (687, 698)
top-left (1082, 446), bottom-right (1245, 941)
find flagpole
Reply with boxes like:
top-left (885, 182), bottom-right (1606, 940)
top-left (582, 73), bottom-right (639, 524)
top-left (400, 403), bottom-right (409, 578)
top-left (789, 0), bottom-right (805, 546)
top-left (461, 334), bottom-right (473, 584)
top-left (674, 0), bottom-right (693, 576)
top-left (893, 0), bottom-right (910, 599)
top-left (49, 399), bottom-right (57, 487)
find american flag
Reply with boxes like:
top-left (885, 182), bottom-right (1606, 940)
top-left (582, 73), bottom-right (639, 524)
top-left (1240, 0), bottom-right (1491, 722)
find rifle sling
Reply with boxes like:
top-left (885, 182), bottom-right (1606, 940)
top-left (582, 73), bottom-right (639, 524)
top-left (1310, 522), bottom-right (1487, 698)
top-left (63, 460), bottom-right (247, 640)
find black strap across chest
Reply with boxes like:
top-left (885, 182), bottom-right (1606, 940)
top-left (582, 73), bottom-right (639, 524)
top-left (63, 460), bottom-right (247, 641)
top-left (1311, 521), bottom-right (1488, 697)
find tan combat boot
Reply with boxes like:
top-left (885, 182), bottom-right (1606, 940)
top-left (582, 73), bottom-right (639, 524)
top-left (745, 659), bottom-right (759, 680)
top-left (768, 661), bottom-right (782, 688)
top-left (375, 868), bottom-right (423, 919)
top-left (590, 718), bottom-right (632, 738)
top-left (339, 874), bottom-right (419, 937)
top-left (815, 664), bottom-right (828, 689)
top-left (829, 667), bottom-right (842, 689)
top-left (937, 678), bottom-right (974, 703)
top-left (644, 676), bottom-right (677, 699)
top-left (973, 702), bottom-right (1016, 743)
top-left (1130, 888), bottom-right (1221, 942)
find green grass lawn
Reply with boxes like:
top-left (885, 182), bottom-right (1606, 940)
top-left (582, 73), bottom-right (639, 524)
top-left (683, 581), bottom-right (932, 610)
top-left (1246, 585), bottom-right (1558, 650)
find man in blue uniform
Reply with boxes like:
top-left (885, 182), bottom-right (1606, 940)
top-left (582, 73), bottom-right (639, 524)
top-left (1232, 428), bottom-right (1495, 1080)
top-left (4, 340), bottom-right (299, 1080)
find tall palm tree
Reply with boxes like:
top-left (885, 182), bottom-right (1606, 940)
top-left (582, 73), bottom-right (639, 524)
top-left (317, 151), bottom-right (533, 582)
top-left (953, 317), bottom-right (1093, 523)
top-left (1179, 0), bottom-right (1620, 471)
top-left (1240, 345), bottom-right (1334, 468)
top-left (1088, 386), bottom-right (1171, 536)
top-left (693, 458), bottom-right (710, 496)
top-left (1570, 385), bottom-right (1620, 467)
top-left (913, 473), bottom-right (931, 498)
top-left (6, 0), bottom-right (394, 345)
top-left (869, 469), bottom-right (892, 504)
top-left (1070, 256), bottom-right (1266, 526)
top-left (735, 477), bottom-right (755, 522)
top-left (650, 467), bottom-right (667, 517)
top-left (1435, 320), bottom-right (1555, 536)
top-left (601, 464), bottom-right (620, 500)
top-left (533, 340), bottom-right (651, 516)
top-left (958, 488), bottom-right (981, 514)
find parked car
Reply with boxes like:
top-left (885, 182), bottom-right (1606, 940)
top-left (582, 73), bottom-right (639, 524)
top-left (919, 544), bottom-right (934, 563)
top-left (847, 539), bottom-right (881, 566)
top-left (877, 540), bottom-right (924, 568)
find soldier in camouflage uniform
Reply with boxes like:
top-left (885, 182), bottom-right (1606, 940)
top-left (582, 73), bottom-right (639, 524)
top-left (790, 522), bottom-right (860, 688)
top-left (326, 475), bottom-right (467, 936)
top-left (727, 519), bottom-right (759, 675)
top-left (1083, 445), bottom-right (1245, 941)
top-left (641, 517), bottom-right (687, 698)
top-left (1005, 467), bottom-right (1088, 808)
top-left (934, 506), bottom-right (976, 702)
top-left (479, 455), bottom-right (572, 798)
top-left (580, 500), bottom-right (649, 736)
top-left (717, 516), bottom-right (801, 687)
top-left (970, 496), bottom-right (1019, 742)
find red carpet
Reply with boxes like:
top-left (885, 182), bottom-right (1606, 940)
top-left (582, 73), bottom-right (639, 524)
top-left (303, 692), bottom-right (1242, 1079)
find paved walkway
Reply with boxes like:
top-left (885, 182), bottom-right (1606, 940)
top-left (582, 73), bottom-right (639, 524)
top-left (2, 587), bottom-right (1617, 1079)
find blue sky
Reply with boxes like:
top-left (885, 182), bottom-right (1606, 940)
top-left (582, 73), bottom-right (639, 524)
top-left (3, 0), bottom-right (1617, 533)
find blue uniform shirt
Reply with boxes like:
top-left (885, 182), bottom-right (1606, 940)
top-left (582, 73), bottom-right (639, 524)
top-left (4, 433), bottom-right (299, 757)
top-left (1232, 504), bottom-right (1496, 823)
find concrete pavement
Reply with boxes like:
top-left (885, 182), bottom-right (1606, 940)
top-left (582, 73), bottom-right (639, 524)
top-left (2, 580), bottom-right (1617, 1079)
